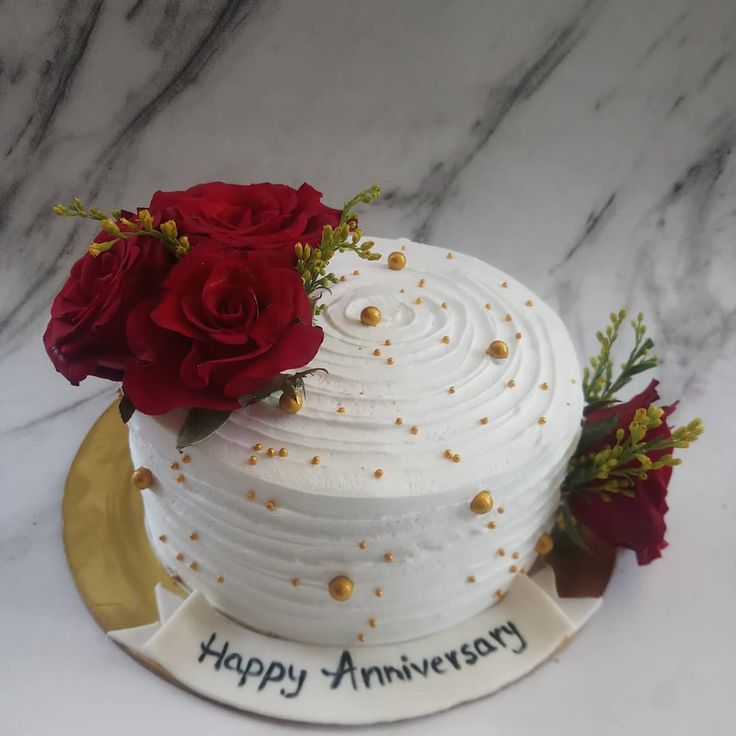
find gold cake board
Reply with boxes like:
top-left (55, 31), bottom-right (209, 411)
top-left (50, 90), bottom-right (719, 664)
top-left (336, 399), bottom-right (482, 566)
top-left (62, 403), bottom-right (615, 721)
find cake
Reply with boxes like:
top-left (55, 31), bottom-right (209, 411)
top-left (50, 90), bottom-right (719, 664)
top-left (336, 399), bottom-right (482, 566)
top-left (128, 237), bottom-right (584, 646)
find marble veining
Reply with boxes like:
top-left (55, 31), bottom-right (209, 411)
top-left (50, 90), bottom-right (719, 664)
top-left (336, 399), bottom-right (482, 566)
top-left (0, 1), bottom-right (734, 734)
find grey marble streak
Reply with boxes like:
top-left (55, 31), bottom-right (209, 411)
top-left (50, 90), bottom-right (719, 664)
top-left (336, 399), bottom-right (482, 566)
top-left (0, 2), bottom-right (735, 733)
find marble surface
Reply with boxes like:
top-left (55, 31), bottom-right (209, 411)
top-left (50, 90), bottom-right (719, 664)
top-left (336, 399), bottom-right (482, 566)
top-left (0, 0), bottom-right (733, 733)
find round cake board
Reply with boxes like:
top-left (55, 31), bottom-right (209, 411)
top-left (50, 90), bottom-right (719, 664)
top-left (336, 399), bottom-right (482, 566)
top-left (63, 403), bottom-right (615, 725)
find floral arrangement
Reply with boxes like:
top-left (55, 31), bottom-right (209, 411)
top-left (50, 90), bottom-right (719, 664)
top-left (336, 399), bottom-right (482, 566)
top-left (44, 180), bottom-right (702, 566)
top-left (44, 182), bottom-right (380, 445)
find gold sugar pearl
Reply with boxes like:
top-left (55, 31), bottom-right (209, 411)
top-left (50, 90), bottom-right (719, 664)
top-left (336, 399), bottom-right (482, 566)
top-left (329, 575), bottom-right (354, 601)
top-left (515, 332), bottom-right (522, 339)
top-left (441, 335), bottom-right (450, 344)
top-left (507, 379), bottom-right (516, 388)
top-left (131, 467), bottom-right (154, 490)
top-left (358, 633), bottom-right (366, 643)
top-left (369, 618), bottom-right (377, 629)
top-left (487, 521), bottom-right (496, 529)
top-left (448, 386), bottom-right (456, 394)
top-left (311, 456), bottom-right (321, 465)
top-left (189, 532), bottom-right (199, 541)
top-left (480, 417), bottom-right (489, 425)
top-left (252, 443), bottom-right (263, 451)
top-left (216, 575), bottom-right (225, 584)
top-left (189, 561), bottom-right (198, 571)
top-left (246, 490), bottom-right (256, 501)
top-left (497, 548), bottom-right (506, 557)
top-left (395, 417), bottom-right (403, 425)
top-left (353, 270), bottom-right (360, 276)
top-left (387, 357), bottom-right (395, 365)
top-left (501, 281), bottom-right (508, 288)
top-left (441, 302), bottom-right (448, 309)
top-left (265, 499), bottom-right (278, 511)
top-left (509, 565), bottom-right (518, 573)
top-left (248, 456), bottom-right (258, 465)
top-left (359, 540), bottom-right (368, 550)
top-left (267, 448), bottom-right (276, 457)
top-left (485, 303), bottom-right (492, 310)
top-left (446, 252), bottom-right (453, 259)
top-left (410, 425), bottom-right (419, 435)
top-left (170, 462), bottom-right (179, 470)
top-left (158, 535), bottom-right (167, 542)
top-left (525, 299), bottom-right (533, 307)
top-left (504, 313), bottom-right (512, 322)
top-left (339, 275), bottom-right (347, 282)
top-left (487, 340), bottom-right (509, 359)
top-left (337, 406), bottom-right (347, 413)
top-left (278, 448), bottom-right (288, 457)
top-left (373, 348), bottom-right (381, 356)
top-left (540, 382), bottom-right (549, 390)
top-left (374, 588), bottom-right (383, 598)
top-left (415, 297), bottom-right (423, 305)
top-left (360, 305), bottom-right (381, 326)
top-left (512, 552), bottom-right (520, 559)
top-left (538, 416), bottom-right (547, 425)
top-left (374, 468), bottom-right (384, 478)
top-left (535, 533), bottom-right (554, 556)
top-left (182, 454), bottom-right (191, 464)
top-left (387, 251), bottom-right (406, 270)
top-left (384, 552), bottom-right (394, 563)
top-left (495, 589), bottom-right (505, 599)
top-left (452, 453), bottom-right (461, 463)
top-left (175, 474), bottom-right (185, 483)
top-left (470, 490), bottom-right (493, 515)
top-left (291, 578), bottom-right (301, 587)
top-left (418, 278), bottom-right (426, 287)
top-left (444, 448), bottom-right (454, 459)
top-left (384, 339), bottom-right (392, 346)
top-left (497, 506), bottom-right (505, 514)
top-left (176, 553), bottom-right (184, 561)
top-left (467, 575), bottom-right (477, 584)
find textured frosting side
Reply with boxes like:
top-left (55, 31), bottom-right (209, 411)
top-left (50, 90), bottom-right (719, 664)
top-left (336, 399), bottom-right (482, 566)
top-left (129, 237), bottom-right (584, 646)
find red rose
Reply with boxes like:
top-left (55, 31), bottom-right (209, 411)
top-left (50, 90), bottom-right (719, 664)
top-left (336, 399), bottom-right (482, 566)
top-left (43, 231), bottom-right (172, 385)
top-left (149, 182), bottom-right (341, 261)
top-left (123, 244), bottom-right (323, 414)
top-left (570, 380), bottom-right (677, 564)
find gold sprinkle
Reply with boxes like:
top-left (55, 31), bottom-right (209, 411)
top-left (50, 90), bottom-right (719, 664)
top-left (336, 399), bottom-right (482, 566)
top-left (267, 447), bottom-right (276, 457)
top-left (487, 521), bottom-right (496, 529)
top-left (248, 456), bottom-right (257, 465)
top-left (252, 443), bottom-right (263, 451)
top-left (182, 454), bottom-right (191, 464)
top-left (353, 270), bottom-right (360, 276)
top-left (374, 468), bottom-right (384, 478)
top-left (395, 417), bottom-right (403, 425)
top-left (311, 456), bottom-right (321, 465)
top-left (175, 474), bottom-right (185, 483)
top-left (170, 462), bottom-right (179, 470)
top-left (535, 533), bottom-right (554, 556)
top-left (525, 299), bottom-right (533, 307)
top-left (441, 335), bottom-right (450, 344)
top-left (504, 313), bottom-right (512, 322)
top-left (497, 548), bottom-right (506, 557)
top-left (278, 448), bottom-right (288, 457)
top-left (501, 281), bottom-right (508, 288)
top-left (452, 453), bottom-right (461, 463)
top-left (448, 386), bottom-right (456, 394)
top-left (467, 575), bottom-right (477, 584)
top-left (415, 297), bottom-right (423, 305)
top-left (358, 633), bottom-right (366, 642)
top-left (470, 490), bottom-right (493, 514)
top-left (410, 425), bottom-right (419, 435)
top-left (387, 251), bottom-right (406, 270)
top-left (487, 340), bottom-right (509, 359)
top-left (384, 552), bottom-right (394, 563)
top-left (507, 379), bottom-right (516, 388)
top-left (131, 467), bottom-right (154, 489)
top-left (447, 252), bottom-right (453, 259)
top-left (337, 406), bottom-right (347, 413)
top-left (441, 302), bottom-right (448, 309)
top-left (373, 348), bottom-right (381, 356)
top-left (339, 275), bottom-right (347, 282)
top-left (384, 339), bottom-right (392, 346)
top-left (512, 551), bottom-right (520, 559)
top-left (418, 278), bottom-right (426, 287)
top-left (444, 448), bottom-right (454, 459)
top-left (369, 617), bottom-right (377, 628)
top-left (387, 357), bottom-right (395, 365)
top-left (374, 588), bottom-right (383, 598)
top-left (359, 540), bottom-right (368, 550)
top-left (495, 589), bottom-right (505, 599)
top-left (480, 416), bottom-right (489, 425)
top-left (291, 578), bottom-right (301, 587)
top-left (176, 553), bottom-right (184, 561)
top-left (497, 506), bottom-right (505, 514)
top-left (189, 561), bottom-right (198, 571)
top-left (246, 490), bottom-right (256, 501)
top-left (515, 332), bottom-right (522, 339)
top-left (265, 499), bottom-right (277, 511)
top-left (189, 532), bottom-right (199, 541)
top-left (485, 303), bottom-right (492, 310)
top-left (538, 416), bottom-right (547, 425)
top-left (216, 575), bottom-right (225, 584)
top-left (158, 535), bottom-right (167, 542)
top-left (509, 565), bottom-right (518, 573)
top-left (540, 382), bottom-right (549, 390)
top-left (329, 575), bottom-right (354, 601)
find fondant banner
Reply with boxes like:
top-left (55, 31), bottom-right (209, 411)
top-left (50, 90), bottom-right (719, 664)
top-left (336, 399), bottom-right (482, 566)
top-left (110, 569), bottom-right (600, 724)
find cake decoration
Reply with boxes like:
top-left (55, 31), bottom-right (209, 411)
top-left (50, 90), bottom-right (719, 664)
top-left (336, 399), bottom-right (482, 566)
top-left (360, 306), bottom-right (382, 326)
top-left (130, 467), bottom-right (153, 489)
top-left (387, 251), bottom-right (406, 270)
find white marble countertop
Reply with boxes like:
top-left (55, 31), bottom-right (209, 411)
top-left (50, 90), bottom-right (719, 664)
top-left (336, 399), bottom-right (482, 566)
top-left (1, 1), bottom-right (734, 733)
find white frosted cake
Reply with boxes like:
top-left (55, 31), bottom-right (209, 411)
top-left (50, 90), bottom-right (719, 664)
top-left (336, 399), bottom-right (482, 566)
top-left (128, 237), bottom-right (583, 646)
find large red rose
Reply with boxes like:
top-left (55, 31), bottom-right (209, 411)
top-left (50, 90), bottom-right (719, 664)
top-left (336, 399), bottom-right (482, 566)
top-left (43, 230), bottom-right (172, 385)
top-left (123, 244), bottom-right (323, 414)
top-left (570, 380), bottom-right (677, 565)
top-left (149, 182), bottom-right (341, 261)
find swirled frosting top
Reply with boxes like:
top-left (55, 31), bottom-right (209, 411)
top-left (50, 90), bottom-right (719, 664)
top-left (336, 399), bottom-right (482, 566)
top-left (185, 238), bottom-right (583, 499)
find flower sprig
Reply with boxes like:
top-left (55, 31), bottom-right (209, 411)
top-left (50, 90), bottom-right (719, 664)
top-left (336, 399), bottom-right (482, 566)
top-left (53, 198), bottom-right (190, 258)
top-left (582, 310), bottom-right (658, 408)
top-left (295, 186), bottom-right (382, 312)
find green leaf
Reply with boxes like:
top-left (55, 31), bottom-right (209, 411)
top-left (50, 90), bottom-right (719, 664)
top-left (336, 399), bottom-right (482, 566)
top-left (576, 414), bottom-right (619, 453)
top-left (176, 408), bottom-right (232, 449)
top-left (118, 393), bottom-right (136, 423)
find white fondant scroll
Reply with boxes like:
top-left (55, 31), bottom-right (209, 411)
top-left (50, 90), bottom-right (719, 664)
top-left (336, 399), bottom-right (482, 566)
top-left (109, 570), bottom-right (600, 724)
